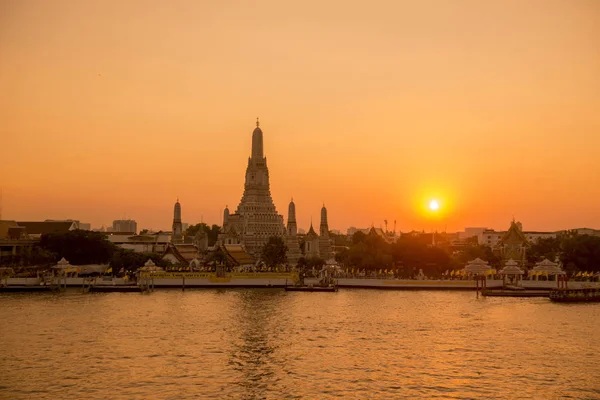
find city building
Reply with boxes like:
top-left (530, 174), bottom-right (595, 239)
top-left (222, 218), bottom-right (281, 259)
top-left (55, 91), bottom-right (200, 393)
top-left (16, 221), bottom-right (77, 239)
top-left (570, 228), bottom-right (600, 237)
top-left (106, 231), bottom-right (170, 253)
top-left (457, 227), bottom-right (487, 241)
top-left (478, 223), bottom-right (556, 247)
top-left (112, 219), bottom-right (137, 234)
top-left (44, 219), bottom-right (90, 230)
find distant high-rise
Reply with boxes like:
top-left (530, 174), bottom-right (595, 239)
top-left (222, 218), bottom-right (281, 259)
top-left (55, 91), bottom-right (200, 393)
top-left (172, 198), bottom-right (183, 243)
top-left (112, 219), bottom-right (137, 234)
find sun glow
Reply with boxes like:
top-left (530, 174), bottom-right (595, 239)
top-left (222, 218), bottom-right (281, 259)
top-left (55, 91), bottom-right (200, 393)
top-left (429, 199), bottom-right (440, 211)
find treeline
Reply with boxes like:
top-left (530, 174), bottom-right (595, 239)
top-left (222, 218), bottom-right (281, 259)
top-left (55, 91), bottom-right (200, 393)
top-left (335, 231), bottom-right (600, 278)
top-left (335, 231), bottom-right (453, 277)
top-left (3, 230), bottom-right (169, 273)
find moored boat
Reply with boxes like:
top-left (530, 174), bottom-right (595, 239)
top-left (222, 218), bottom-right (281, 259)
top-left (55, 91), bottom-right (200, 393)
top-left (285, 285), bottom-right (338, 292)
top-left (549, 288), bottom-right (600, 302)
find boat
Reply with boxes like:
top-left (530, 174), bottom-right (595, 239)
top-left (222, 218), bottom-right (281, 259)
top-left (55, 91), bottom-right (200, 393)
top-left (137, 271), bottom-right (298, 288)
top-left (285, 285), bottom-right (337, 292)
top-left (285, 269), bottom-right (338, 292)
top-left (549, 288), bottom-right (600, 302)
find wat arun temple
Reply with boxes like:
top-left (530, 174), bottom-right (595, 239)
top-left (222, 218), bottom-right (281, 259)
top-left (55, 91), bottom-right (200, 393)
top-left (218, 119), bottom-right (332, 265)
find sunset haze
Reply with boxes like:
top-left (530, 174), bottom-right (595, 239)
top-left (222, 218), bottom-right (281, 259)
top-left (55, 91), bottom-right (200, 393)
top-left (1, 0), bottom-right (599, 232)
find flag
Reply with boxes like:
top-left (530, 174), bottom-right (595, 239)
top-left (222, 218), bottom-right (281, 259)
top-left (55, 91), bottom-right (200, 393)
top-left (450, 270), bottom-right (455, 276)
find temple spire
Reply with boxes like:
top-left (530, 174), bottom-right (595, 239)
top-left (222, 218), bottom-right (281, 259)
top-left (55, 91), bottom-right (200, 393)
top-left (251, 118), bottom-right (264, 160)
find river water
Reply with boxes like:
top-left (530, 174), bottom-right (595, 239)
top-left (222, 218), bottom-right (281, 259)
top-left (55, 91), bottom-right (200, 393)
top-left (0, 289), bottom-right (599, 399)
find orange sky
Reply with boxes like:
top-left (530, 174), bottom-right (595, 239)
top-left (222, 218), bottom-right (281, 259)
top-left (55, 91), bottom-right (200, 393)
top-left (1, 0), bottom-right (599, 233)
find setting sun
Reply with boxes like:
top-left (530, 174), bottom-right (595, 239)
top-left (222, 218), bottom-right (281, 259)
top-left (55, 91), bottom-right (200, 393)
top-left (429, 199), bottom-right (440, 211)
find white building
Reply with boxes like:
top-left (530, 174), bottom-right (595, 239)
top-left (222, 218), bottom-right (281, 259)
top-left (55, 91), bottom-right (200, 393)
top-left (570, 228), bottom-right (600, 237)
top-left (458, 227), bottom-right (487, 241)
top-left (112, 219), bottom-right (137, 234)
top-left (478, 226), bottom-right (557, 247)
top-left (106, 232), bottom-right (170, 253)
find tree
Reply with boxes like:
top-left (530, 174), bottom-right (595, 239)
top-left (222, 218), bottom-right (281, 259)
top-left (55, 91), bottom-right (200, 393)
top-left (527, 237), bottom-right (561, 265)
top-left (27, 245), bottom-right (58, 267)
top-left (39, 230), bottom-right (115, 265)
top-left (261, 236), bottom-right (288, 267)
top-left (110, 249), bottom-right (168, 274)
top-left (297, 257), bottom-right (307, 269)
top-left (185, 223), bottom-right (221, 245)
top-left (560, 234), bottom-right (600, 275)
top-left (306, 256), bottom-right (325, 269)
top-left (454, 244), bottom-right (500, 267)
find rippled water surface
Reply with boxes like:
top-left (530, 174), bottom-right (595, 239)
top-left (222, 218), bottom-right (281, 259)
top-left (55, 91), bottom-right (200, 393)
top-left (1, 289), bottom-right (599, 399)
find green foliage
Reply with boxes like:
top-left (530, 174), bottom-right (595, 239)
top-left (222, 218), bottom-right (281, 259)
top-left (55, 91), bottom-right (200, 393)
top-left (306, 256), bottom-right (325, 268)
top-left (455, 244), bottom-right (500, 267)
top-left (39, 230), bottom-right (114, 265)
top-left (560, 234), bottom-right (600, 275)
top-left (27, 245), bottom-right (58, 267)
top-left (329, 231), bottom-right (349, 247)
top-left (527, 237), bottom-right (561, 264)
top-left (185, 223), bottom-right (221, 245)
top-left (110, 249), bottom-right (168, 273)
top-left (338, 231), bottom-right (455, 277)
top-left (261, 236), bottom-right (288, 267)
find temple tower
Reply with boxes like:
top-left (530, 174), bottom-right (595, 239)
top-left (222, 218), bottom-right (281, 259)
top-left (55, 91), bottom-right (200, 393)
top-left (286, 198), bottom-right (302, 266)
top-left (319, 204), bottom-right (332, 260)
top-left (172, 198), bottom-right (183, 243)
top-left (219, 119), bottom-right (285, 256)
top-left (305, 222), bottom-right (320, 259)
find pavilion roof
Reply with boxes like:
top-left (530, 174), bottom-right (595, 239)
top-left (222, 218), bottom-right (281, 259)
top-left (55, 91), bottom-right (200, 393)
top-left (532, 258), bottom-right (565, 274)
top-left (463, 258), bottom-right (490, 275)
top-left (498, 259), bottom-right (524, 275)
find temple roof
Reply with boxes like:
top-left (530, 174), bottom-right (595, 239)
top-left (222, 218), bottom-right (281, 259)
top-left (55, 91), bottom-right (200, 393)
top-left (222, 244), bottom-right (255, 266)
top-left (307, 224), bottom-right (318, 238)
top-left (16, 221), bottom-right (76, 235)
top-left (0, 220), bottom-right (18, 239)
top-left (162, 243), bottom-right (199, 264)
top-left (498, 220), bottom-right (530, 246)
